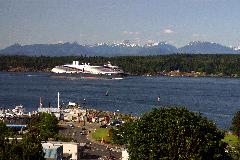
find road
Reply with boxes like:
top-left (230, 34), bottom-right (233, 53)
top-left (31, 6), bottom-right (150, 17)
top-left (59, 122), bottom-right (122, 160)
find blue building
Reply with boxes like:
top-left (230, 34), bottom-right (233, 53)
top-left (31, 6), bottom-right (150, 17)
top-left (42, 143), bottom-right (63, 160)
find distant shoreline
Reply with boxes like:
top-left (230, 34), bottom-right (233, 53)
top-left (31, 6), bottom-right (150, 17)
top-left (2, 54), bottom-right (240, 78)
top-left (1, 69), bottom-right (239, 79)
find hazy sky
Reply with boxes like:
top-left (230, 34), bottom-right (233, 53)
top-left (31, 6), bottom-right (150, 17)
top-left (0, 0), bottom-right (239, 49)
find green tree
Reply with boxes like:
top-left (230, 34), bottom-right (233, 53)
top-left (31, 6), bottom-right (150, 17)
top-left (227, 142), bottom-right (240, 160)
top-left (29, 112), bottom-right (59, 141)
top-left (8, 139), bottom-right (23, 160)
top-left (0, 121), bottom-right (9, 160)
top-left (113, 107), bottom-right (229, 160)
top-left (0, 121), bottom-right (44, 160)
top-left (21, 132), bottom-right (45, 160)
top-left (231, 111), bottom-right (240, 139)
top-left (0, 121), bottom-right (9, 137)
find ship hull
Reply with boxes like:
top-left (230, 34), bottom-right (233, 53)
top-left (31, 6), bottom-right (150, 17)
top-left (51, 72), bottom-right (126, 80)
top-left (51, 61), bottom-right (126, 79)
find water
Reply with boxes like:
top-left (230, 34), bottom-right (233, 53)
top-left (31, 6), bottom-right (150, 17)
top-left (1, 72), bottom-right (240, 130)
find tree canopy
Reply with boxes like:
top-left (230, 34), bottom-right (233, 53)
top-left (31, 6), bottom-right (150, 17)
top-left (230, 111), bottom-right (240, 139)
top-left (0, 120), bottom-right (44, 160)
top-left (29, 112), bottom-right (59, 141)
top-left (112, 107), bottom-right (229, 160)
top-left (0, 121), bottom-right (9, 137)
top-left (0, 113), bottom-right (59, 159)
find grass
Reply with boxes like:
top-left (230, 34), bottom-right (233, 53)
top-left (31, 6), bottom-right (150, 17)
top-left (223, 133), bottom-right (240, 146)
top-left (91, 128), bottom-right (111, 143)
top-left (92, 128), bottom-right (240, 146)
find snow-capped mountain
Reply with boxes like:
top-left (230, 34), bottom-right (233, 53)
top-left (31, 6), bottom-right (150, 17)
top-left (0, 41), bottom-right (178, 56)
top-left (143, 42), bottom-right (178, 54)
top-left (0, 41), bottom-right (239, 56)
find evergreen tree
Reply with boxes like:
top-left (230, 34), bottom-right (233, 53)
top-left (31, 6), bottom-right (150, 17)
top-left (0, 121), bottom-right (44, 160)
top-left (231, 111), bottom-right (240, 139)
top-left (113, 107), bottom-right (229, 160)
top-left (29, 112), bottom-right (59, 141)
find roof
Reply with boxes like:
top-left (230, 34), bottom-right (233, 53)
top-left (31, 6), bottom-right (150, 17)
top-left (42, 141), bottom-right (81, 145)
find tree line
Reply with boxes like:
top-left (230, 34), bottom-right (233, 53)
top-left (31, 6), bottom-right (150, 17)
top-left (1, 54), bottom-right (240, 76)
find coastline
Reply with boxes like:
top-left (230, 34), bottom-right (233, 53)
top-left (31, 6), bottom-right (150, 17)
top-left (1, 69), bottom-right (239, 79)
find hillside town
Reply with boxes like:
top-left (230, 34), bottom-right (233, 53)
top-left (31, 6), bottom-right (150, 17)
top-left (0, 92), bottom-right (134, 160)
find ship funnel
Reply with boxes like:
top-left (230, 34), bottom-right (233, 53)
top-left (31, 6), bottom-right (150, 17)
top-left (76, 61), bottom-right (79, 65)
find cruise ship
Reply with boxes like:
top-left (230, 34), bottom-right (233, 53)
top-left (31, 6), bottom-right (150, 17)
top-left (51, 61), bottom-right (125, 79)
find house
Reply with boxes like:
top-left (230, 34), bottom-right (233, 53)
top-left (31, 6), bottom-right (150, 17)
top-left (42, 142), bottom-right (63, 160)
top-left (42, 141), bottom-right (86, 160)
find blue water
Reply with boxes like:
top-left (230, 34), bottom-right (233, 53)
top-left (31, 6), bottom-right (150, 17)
top-left (1, 72), bottom-right (240, 130)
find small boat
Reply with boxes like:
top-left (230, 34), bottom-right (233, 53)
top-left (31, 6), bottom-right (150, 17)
top-left (105, 90), bottom-right (109, 96)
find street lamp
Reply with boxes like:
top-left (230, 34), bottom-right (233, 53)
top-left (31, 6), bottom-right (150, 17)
top-left (116, 109), bottom-right (120, 119)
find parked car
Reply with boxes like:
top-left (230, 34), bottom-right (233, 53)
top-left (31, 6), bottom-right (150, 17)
top-left (100, 124), bottom-right (107, 128)
top-left (69, 124), bottom-right (74, 128)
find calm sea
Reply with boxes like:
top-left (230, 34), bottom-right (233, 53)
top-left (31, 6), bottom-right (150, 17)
top-left (1, 72), bottom-right (240, 130)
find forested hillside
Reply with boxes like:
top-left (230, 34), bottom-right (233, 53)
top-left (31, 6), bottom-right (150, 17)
top-left (1, 54), bottom-right (240, 76)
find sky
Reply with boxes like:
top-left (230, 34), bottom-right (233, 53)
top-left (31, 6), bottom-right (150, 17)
top-left (0, 0), bottom-right (240, 49)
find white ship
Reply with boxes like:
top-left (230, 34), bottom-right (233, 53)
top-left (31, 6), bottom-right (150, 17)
top-left (51, 61), bottom-right (125, 79)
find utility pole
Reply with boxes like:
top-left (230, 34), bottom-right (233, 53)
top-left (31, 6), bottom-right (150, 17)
top-left (58, 92), bottom-right (60, 109)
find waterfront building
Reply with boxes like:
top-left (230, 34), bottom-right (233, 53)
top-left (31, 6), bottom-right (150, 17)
top-left (38, 107), bottom-right (61, 117)
top-left (37, 106), bottom-right (87, 122)
top-left (38, 93), bottom-right (86, 121)
top-left (0, 105), bottom-right (29, 118)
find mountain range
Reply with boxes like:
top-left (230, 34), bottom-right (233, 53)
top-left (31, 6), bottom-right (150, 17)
top-left (0, 41), bottom-right (239, 56)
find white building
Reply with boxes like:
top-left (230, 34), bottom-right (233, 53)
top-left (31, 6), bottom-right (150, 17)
top-left (42, 141), bottom-right (85, 160)
top-left (122, 149), bottom-right (129, 160)
top-left (38, 107), bottom-right (86, 122)
top-left (42, 142), bottom-right (63, 160)
top-left (63, 108), bottom-right (86, 122)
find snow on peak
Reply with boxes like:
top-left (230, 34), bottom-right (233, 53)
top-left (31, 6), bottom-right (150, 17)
top-left (96, 43), bottom-right (109, 46)
top-left (145, 42), bottom-right (168, 47)
top-left (187, 41), bottom-right (208, 46)
top-left (234, 46), bottom-right (240, 51)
